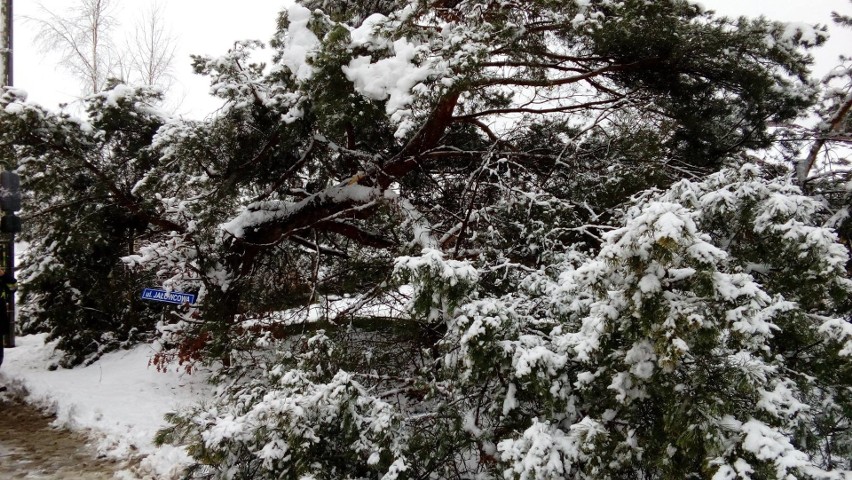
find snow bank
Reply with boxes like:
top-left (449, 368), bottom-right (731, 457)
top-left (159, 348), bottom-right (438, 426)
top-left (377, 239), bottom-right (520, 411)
top-left (0, 334), bottom-right (212, 479)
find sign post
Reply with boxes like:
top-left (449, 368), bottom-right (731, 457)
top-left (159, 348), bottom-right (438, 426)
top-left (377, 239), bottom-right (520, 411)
top-left (140, 288), bottom-right (196, 306)
top-left (1, 170), bottom-right (20, 348)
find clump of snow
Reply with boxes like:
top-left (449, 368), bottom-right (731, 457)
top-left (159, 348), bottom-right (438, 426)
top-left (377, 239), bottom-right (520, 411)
top-left (0, 334), bottom-right (212, 479)
top-left (497, 417), bottom-right (605, 478)
top-left (343, 39), bottom-right (435, 115)
top-left (102, 83), bottom-right (136, 108)
top-left (779, 22), bottom-right (824, 47)
top-left (349, 13), bottom-right (391, 48)
top-left (818, 317), bottom-right (852, 356)
top-left (1, 86), bottom-right (32, 116)
top-left (279, 4), bottom-right (320, 81)
top-left (741, 419), bottom-right (812, 477)
top-left (395, 248), bottom-right (478, 288)
top-left (221, 183), bottom-right (382, 239)
top-left (1, 86), bottom-right (28, 102)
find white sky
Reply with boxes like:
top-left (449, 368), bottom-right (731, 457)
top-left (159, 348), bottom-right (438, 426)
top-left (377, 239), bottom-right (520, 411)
top-left (12, 0), bottom-right (287, 116)
top-left (9, 0), bottom-right (852, 117)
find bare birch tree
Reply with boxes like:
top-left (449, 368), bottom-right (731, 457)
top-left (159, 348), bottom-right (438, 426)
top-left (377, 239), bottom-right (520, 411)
top-left (29, 0), bottom-right (176, 96)
top-left (123, 1), bottom-right (175, 88)
top-left (30, 0), bottom-right (119, 95)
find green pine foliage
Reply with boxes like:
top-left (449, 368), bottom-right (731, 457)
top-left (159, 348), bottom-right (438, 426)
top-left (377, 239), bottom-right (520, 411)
top-left (1, 85), bottom-right (169, 365)
top-left (158, 165), bottom-right (852, 478)
top-left (2, 0), bottom-right (851, 477)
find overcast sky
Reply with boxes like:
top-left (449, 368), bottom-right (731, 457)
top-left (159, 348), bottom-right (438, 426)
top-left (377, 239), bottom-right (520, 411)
top-left (9, 0), bottom-right (852, 117)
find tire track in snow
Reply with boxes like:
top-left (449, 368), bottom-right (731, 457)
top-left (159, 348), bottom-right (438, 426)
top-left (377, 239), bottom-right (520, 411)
top-left (0, 399), bottom-right (122, 479)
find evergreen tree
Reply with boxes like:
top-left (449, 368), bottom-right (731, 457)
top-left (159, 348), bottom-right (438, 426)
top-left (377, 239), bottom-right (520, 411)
top-left (0, 84), bottom-right (172, 365)
top-left (159, 164), bottom-right (852, 478)
top-left (2, 0), bottom-right (850, 477)
top-left (124, 0), bottom-right (823, 364)
top-left (788, 3), bottom-right (852, 260)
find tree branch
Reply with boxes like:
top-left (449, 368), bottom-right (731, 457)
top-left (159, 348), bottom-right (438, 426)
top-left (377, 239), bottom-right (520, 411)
top-left (289, 234), bottom-right (348, 257)
top-left (452, 97), bottom-right (621, 121)
top-left (472, 58), bottom-right (661, 89)
top-left (316, 221), bottom-right (396, 249)
top-left (227, 91), bottom-right (461, 274)
top-left (799, 92), bottom-right (852, 185)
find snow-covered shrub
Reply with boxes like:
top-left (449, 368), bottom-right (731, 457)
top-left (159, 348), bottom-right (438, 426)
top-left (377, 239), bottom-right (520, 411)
top-left (162, 164), bottom-right (852, 478)
top-left (157, 331), bottom-right (409, 480)
top-left (1, 84), bottom-right (168, 366)
top-left (4, 0), bottom-right (848, 476)
top-left (394, 248), bottom-right (478, 322)
top-left (480, 165), bottom-right (852, 478)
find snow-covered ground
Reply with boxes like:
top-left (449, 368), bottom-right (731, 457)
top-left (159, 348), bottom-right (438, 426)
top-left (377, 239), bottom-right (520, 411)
top-left (0, 334), bottom-right (212, 479)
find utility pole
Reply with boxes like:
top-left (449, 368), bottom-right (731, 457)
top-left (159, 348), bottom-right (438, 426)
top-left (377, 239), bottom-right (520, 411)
top-left (1, 0), bottom-right (11, 87)
top-left (1, 0), bottom-right (14, 350)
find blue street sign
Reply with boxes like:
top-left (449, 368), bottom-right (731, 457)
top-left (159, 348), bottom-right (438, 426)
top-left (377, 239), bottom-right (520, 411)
top-left (141, 288), bottom-right (196, 305)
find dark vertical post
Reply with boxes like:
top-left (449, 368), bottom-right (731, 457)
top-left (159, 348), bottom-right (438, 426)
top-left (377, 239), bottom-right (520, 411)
top-left (0, 171), bottom-right (20, 349)
top-left (1, 0), bottom-right (11, 86)
top-left (6, 0), bottom-right (11, 87)
top-left (1, 0), bottom-right (11, 349)
top-left (5, 234), bottom-right (13, 348)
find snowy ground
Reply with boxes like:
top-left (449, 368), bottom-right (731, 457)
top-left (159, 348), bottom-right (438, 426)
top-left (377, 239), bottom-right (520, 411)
top-left (0, 334), bottom-right (212, 479)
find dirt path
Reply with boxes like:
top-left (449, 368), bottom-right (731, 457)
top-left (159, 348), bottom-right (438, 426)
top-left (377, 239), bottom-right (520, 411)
top-left (0, 398), bottom-right (123, 479)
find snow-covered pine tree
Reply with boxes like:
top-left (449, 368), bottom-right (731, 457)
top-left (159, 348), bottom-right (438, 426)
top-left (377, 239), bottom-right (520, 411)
top-left (124, 0), bottom-right (824, 365)
top-left (159, 164), bottom-right (852, 478)
top-left (3, 0), bottom-right (850, 477)
top-left (436, 164), bottom-right (852, 478)
top-left (122, 0), bottom-right (847, 478)
top-left (0, 0), bottom-right (820, 365)
top-left (788, 4), bottom-right (852, 263)
top-left (0, 84), bottom-right (173, 365)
